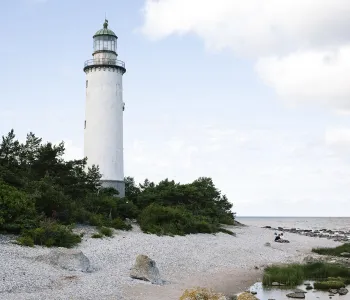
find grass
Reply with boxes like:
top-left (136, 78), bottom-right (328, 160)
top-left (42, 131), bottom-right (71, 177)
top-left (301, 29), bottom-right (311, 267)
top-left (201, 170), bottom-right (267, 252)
top-left (98, 226), bottom-right (113, 237)
top-left (263, 262), bottom-right (350, 288)
top-left (91, 233), bottom-right (103, 238)
top-left (313, 281), bottom-right (345, 290)
top-left (312, 243), bottom-right (350, 257)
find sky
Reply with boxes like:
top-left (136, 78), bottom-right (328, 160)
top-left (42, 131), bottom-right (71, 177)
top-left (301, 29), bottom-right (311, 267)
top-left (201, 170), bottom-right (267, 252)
top-left (1, 0), bottom-right (350, 217)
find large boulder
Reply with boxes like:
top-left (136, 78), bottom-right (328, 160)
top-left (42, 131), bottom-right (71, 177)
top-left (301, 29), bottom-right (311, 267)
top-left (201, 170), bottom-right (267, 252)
top-left (36, 248), bottom-right (92, 272)
top-left (286, 292), bottom-right (305, 299)
top-left (130, 254), bottom-right (163, 284)
top-left (338, 288), bottom-right (349, 295)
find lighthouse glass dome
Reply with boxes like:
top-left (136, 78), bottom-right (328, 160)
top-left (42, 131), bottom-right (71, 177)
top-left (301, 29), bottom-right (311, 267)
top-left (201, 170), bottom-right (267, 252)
top-left (93, 20), bottom-right (118, 53)
top-left (93, 35), bottom-right (117, 52)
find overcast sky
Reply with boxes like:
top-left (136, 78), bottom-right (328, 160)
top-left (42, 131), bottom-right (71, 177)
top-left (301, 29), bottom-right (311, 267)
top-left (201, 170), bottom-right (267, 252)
top-left (1, 0), bottom-right (350, 216)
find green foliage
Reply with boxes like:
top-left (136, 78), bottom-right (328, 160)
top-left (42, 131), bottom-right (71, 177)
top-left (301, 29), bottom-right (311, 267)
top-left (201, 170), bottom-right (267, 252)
top-left (0, 129), bottom-right (235, 244)
top-left (138, 204), bottom-right (219, 236)
top-left (0, 181), bottom-right (37, 233)
top-left (313, 281), bottom-right (345, 290)
top-left (312, 243), bottom-right (350, 257)
top-left (110, 218), bottom-right (132, 231)
top-left (263, 262), bottom-right (350, 287)
top-left (91, 233), bottom-right (103, 238)
top-left (98, 226), bottom-right (113, 237)
top-left (19, 219), bottom-right (81, 248)
top-left (16, 236), bottom-right (34, 247)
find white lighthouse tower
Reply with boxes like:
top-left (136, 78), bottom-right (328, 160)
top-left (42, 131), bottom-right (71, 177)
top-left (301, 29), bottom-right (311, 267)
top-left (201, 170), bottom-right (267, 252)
top-left (83, 19), bottom-right (126, 197)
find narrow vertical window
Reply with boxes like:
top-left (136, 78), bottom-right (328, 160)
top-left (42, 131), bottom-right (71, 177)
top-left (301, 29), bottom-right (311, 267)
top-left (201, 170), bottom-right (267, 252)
top-left (86, 80), bottom-right (88, 88)
top-left (84, 120), bottom-right (86, 129)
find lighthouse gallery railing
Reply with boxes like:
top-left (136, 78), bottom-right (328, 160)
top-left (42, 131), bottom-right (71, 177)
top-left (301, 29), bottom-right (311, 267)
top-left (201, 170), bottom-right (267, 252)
top-left (84, 58), bottom-right (125, 68)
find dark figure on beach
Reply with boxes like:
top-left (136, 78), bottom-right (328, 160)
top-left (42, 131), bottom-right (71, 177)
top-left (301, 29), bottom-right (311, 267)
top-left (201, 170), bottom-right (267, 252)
top-left (274, 233), bottom-right (290, 243)
top-left (274, 234), bottom-right (281, 242)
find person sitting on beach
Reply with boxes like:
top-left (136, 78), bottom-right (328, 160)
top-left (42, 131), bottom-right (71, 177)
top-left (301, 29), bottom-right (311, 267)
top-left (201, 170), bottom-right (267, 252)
top-left (274, 233), bottom-right (281, 242)
top-left (275, 233), bottom-right (290, 243)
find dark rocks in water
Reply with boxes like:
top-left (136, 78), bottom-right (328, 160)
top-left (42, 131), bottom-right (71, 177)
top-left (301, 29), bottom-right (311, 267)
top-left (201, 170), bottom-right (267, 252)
top-left (305, 285), bottom-right (313, 290)
top-left (278, 227), bottom-right (284, 231)
top-left (338, 288), bottom-right (349, 295)
top-left (286, 292), bottom-right (305, 299)
top-left (329, 289), bottom-right (338, 294)
top-left (262, 226), bottom-right (272, 229)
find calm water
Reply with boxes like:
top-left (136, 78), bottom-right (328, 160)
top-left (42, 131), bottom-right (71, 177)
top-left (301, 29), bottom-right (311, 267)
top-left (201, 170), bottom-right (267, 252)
top-left (248, 282), bottom-right (350, 300)
top-left (236, 217), bottom-right (350, 231)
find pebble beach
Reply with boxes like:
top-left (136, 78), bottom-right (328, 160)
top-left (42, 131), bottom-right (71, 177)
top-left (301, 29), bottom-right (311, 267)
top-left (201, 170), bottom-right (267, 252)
top-left (0, 224), bottom-right (342, 300)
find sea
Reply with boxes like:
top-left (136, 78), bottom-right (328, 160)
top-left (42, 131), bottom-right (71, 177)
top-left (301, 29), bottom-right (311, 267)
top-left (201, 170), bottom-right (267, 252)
top-left (236, 217), bottom-right (350, 232)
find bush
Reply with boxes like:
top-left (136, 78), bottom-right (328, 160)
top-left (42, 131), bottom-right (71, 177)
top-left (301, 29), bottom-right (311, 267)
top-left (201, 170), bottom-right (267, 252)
top-left (138, 204), bottom-right (220, 236)
top-left (110, 218), bottom-right (132, 231)
top-left (0, 181), bottom-right (37, 233)
top-left (91, 233), bottom-right (103, 238)
top-left (312, 243), bottom-right (350, 257)
top-left (113, 198), bottom-right (139, 219)
top-left (19, 219), bottom-right (81, 248)
top-left (263, 262), bottom-right (350, 287)
top-left (88, 214), bottom-right (106, 227)
top-left (313, 281), bottom-right (345, 290)
top-left (16, 236), bottom-right (34, 247)
top-left (99, 226), bottom-right (113, 237)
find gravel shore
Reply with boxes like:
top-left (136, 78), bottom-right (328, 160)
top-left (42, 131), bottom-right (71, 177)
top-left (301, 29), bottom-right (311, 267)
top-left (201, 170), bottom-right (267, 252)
top-left (0, 224), bottom-right (341, 300)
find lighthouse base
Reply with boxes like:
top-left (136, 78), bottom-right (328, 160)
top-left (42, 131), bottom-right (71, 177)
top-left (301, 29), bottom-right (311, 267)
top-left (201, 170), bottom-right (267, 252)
top-left (101, 180), bottom-right (125, 198)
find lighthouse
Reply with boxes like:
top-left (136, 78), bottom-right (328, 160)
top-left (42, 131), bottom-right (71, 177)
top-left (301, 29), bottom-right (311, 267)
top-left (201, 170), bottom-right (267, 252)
top-left (83, 19), bottom-right (126, 197)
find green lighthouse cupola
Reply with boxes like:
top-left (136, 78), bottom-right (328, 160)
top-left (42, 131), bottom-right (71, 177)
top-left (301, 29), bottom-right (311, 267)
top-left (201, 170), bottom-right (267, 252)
top-left (93, 19), bottom-right (118, 55)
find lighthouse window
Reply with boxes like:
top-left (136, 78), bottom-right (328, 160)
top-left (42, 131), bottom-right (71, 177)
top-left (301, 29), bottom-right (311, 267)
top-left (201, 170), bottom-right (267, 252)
top-left (84, 120), bottom-right (86, 129)
top-left (86, 80), bottom-right (88, 88)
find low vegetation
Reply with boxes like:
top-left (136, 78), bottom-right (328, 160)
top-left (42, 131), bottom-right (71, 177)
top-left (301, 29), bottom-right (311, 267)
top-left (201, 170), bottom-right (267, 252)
top-left (0, 130), bottom-right (235, 247)
top-left (91, 233), bottom-right (103, 239)
top-left (263, 262), bottom-right (350, 289)
top-left (179, 287), bottom-right (228, 300)
top-left (313, 280), bottom-right (345, 290)
top-left (312, 243), bottom-right (350, 257)
top-left (98, 226), bottom-right (113, 237)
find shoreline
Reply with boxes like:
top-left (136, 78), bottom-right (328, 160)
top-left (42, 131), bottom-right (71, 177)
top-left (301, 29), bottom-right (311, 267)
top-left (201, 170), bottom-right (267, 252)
top-left (0, 224), bottom-right (343, 300)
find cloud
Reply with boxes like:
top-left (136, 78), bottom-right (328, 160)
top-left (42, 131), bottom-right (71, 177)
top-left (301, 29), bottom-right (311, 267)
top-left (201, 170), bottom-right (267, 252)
top-left (325, 128), bottom-right (350, 146)
top-left (255, 45), bottom-right (350, 111)
top-left (140, 0), bottom-right (350, 112)
top-left (141, 0), bottom-right (350, 56)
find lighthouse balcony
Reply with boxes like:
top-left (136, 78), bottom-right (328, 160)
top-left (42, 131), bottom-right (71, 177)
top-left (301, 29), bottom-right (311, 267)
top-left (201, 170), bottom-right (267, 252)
top-left (84, 58), bottom-right (126, 72)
